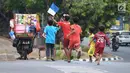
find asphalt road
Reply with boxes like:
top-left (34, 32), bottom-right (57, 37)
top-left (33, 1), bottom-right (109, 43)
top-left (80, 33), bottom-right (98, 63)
top-left (0, 37), bottom-right (130, 73)
top-left (104, 46), bottom-right (130, 62)
top-left (0, 60), bottom-right (130, 73)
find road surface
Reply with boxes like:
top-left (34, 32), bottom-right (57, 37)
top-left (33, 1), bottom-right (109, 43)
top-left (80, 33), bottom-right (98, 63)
top-left (0, 60), bottom-right (130, 73)
top-left (0, 37), bottom-right (130, 73)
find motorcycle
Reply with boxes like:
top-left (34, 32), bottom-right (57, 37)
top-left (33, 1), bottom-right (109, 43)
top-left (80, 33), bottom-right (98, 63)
top-left (111, 35), bottom-right (119, 52)
top-left (16, 37), bottom-right (34, 60)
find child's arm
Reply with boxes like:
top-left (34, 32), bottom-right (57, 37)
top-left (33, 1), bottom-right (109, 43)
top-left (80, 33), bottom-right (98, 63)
top-left (42, 26), bottom-right (47, 38)
top-left (105, 35), bottom-right (110, 46)
top-left (88, 35), bottom-right (96, 47)
top-left (52, 17), bottom-right (58, 24)
top-left (42, 33), bottom-right (46, 38)
top-left (67, 29), bottom-right (75, 38)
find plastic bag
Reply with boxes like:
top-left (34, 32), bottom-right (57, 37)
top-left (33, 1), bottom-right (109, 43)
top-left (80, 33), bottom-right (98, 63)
top-left (36, 22), bottom-right (41, 32)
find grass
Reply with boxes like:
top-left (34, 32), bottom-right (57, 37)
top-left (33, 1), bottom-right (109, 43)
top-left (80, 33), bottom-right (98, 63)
top-left (54, 45), bottom-right (90, 60)
top-left (54, 45), bottom-right (113, 60)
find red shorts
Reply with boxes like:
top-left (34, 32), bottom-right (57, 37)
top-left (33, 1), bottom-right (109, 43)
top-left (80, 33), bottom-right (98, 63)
top-left (68, 40), bottom-right (80, 49)
top-left (63, 38), bottom-right (69, 48)
top-left (95, 47), bottom-right (104, 55)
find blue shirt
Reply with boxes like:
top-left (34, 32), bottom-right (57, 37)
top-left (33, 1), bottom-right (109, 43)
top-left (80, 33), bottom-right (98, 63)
top-left (44, 25), bottom-right (59, 44)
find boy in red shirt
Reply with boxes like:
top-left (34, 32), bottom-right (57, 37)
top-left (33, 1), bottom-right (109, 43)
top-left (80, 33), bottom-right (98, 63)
top-left (52, 14), bottom-right (71, 62)
top-left (91, 25), bottom-right (110, 65)
top-left (67, 17), bottom-right (82, 63)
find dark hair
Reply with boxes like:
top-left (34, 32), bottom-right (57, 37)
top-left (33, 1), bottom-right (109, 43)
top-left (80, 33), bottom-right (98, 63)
top-left (73, 17), bottom-right (79, 23)
top-left (99, 25), bottom-right (105, 32)
top-left (113, 33), bottom-right (117, 37)
top-left (47, 19), bottom-right (53, 26)
top-left (64, 16), bottom-right (70, 21)
top-left (89, 27), bottom-right (95, 33)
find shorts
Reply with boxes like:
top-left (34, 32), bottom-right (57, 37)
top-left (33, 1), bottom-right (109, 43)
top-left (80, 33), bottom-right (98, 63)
top-left (95, 47), bottom-right (104, 55)
top-left (68, 40), bottom-right (80, 49)
top-left (63, 38), bottom-right (69, 48)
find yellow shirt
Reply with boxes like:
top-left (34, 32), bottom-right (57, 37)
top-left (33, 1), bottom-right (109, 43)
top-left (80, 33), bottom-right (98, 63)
top-left (89, 34), bottom-right (95, 47)
top-left (88, 34), bottom-right (95, 56)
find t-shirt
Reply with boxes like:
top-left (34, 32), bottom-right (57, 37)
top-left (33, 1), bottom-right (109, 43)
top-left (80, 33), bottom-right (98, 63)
top-left (89, 34), bottom-right (95, 47)
top-left (94, 32), bottom-right (110, 48)
top-left (69, 24), bottom-right (82, 42)
top-left (57, 21), bottom-right (71, 39)
top-left (44, 25), bottom-right (59, 44)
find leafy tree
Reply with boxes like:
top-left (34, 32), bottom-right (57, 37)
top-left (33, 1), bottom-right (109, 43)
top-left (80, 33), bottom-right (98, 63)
top-left (62, 0), bottom-right (130, 37)
top-left (1, 0), bottom-right (130, 37)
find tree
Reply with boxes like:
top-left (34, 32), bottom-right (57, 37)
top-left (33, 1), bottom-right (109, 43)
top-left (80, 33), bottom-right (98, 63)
top-left (62, 0), bottom-right (130, 37)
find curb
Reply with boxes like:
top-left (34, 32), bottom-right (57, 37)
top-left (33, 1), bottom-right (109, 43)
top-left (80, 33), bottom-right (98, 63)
top-left (0, 53), bottom-right (16, 61)
top-left (35, 56), bottom-right (123, 62)
top-left (71, 56), bottom-right (123, 62)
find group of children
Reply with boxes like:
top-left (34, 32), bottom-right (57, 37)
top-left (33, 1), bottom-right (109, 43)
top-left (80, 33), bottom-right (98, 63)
top-left (43, 14), bottom-right (110, 65)
top-left (43, 14), bottom-right (82, 63)
top-left (88, 25), bottom-right (110, 65)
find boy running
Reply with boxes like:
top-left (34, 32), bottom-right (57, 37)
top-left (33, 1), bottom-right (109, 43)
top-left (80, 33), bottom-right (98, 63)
top-left (52, 14), bottom-right (71, 61)
top-left (67, 17), bottom-right (82, 63)
top-left (91, 25), bottom-right (110, 65)
top-left (43, 19), bottom-right (59, 61)
top-left (88, 27), bottom-right (95, 62)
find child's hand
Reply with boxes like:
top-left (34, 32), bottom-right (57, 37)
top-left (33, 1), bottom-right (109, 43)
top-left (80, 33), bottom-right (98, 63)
top-left (42, 33), bottom-right (46, 38)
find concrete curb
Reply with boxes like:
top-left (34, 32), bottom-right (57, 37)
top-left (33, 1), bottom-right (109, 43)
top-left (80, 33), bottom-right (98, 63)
top-left (0, 53), bottom-right (16, 61)
top-left (71, 56), bottom-right (123, 62)
top-left (35, 56), bottom-right (123, 62)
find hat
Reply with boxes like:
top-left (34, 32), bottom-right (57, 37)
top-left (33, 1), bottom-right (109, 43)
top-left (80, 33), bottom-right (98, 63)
top-left (63, 14), bottom-right (69, 17)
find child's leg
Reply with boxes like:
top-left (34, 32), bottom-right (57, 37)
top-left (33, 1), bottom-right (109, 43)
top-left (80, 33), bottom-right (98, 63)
top-left (50, 44), bottom-right (55, 61)
top-left (95, 53), bottom-right (99, 61)
top-left (63, 39), bottom-right (69, 60)
top-left (68, 41), bottom-right (74, 62)
top-left (89, 56), bottom-right (92, 62)
top-left (97, 48), bottom-right (104, 65)
top-left (96, 54), bottom-right (103, 65)
top-left (76, 47), bottom-right (82, 59)
top-left (46, 43), bottom-right (50, 60)
top-left (68, 48), bottom-right (73, 63)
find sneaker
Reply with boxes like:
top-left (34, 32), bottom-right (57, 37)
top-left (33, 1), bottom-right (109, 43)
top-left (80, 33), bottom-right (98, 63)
top-left (97, 63), bottom-right (100, 65)
top-left (68, 60), bottom-right (71, 63)
top-left (51, 58), bottom-right (55, 61)
top-left (46, 57), bottom-right (50, 61)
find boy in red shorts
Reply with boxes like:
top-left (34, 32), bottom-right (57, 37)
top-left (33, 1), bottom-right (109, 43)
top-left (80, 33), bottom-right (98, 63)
top-left (91, 25), bottom-right (110, 65)
top-left (52, 14), bottom-right (71, 62)
top-left (67, 17), bottom-right (82, 63)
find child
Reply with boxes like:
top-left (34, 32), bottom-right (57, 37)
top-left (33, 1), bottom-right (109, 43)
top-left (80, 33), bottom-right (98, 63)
top-left (67, 17), bottom-right (82, 63)
top-left (52, 14), bottom-right (71, 62)
top-left (88, 27), bottom-right (95, 62)
top-left (43, 19), bottom-right (59, 61)
top-left (91, 25), bottom-right (110, 65)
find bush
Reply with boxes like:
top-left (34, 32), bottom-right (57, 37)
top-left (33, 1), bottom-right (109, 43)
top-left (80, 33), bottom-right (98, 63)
top-left (55, 50), bottom-right (67, 60)
top-left (82, 46), bottom-right (89, 52)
